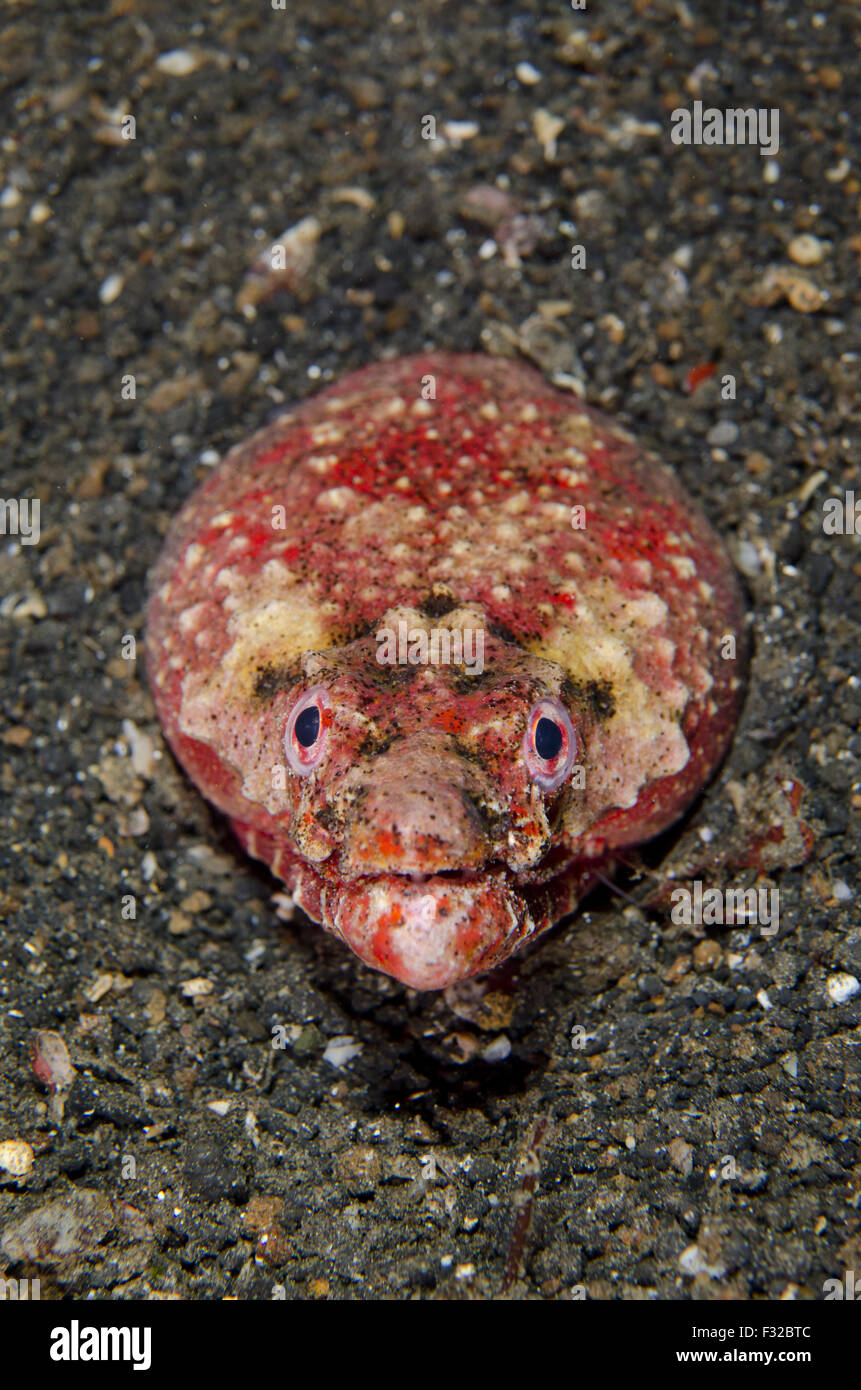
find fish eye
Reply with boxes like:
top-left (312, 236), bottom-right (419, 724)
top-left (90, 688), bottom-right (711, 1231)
top-left (295, 706), bottom-right (320, 747)
top-left (285, 685), bottom-right (330, 775)
top-left (523, 697), bottom-right (578, 792)
top-left (534, 716), bottom-right (563, 761)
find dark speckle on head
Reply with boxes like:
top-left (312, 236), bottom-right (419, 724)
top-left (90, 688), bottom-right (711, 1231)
top-left (562, 675), bottom-right (616, 724)
top-left (487, 619), bottom-right (522, 646)
top-left (448, 665), bottom-right (498, 694)
top-left (253, 660), bottom-right (303, 702)
top-left (361, 661), bottom-right (420, 691)
top-left (357, 730), bottom-right (396, 759)
top-left (419, 589), bottom-right (459, 619)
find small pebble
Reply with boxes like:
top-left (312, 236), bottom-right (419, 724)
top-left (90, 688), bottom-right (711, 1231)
top-left (693, 939), bottom-right (721, 971)
top-left (323, 1036), bottom-right (363, 1068)
top-left (516, 62), bottom-right (542, 84)
top-left (121, 718), bottom-right (156, 778)
top-left (482, 1035), bottom-right (512, 1062)
top-left (707, 420), bottom-right (739, 447)
top-left (0, 1140), bottom-right (34, 1177)
top-left (736, 539), bottom-right (762, 578)
top-left (32, 1030), bottom-right (75, 1090)
top-left (679, 1244), bottom-right (725, 1278)
top-left (441, 120), bottom-right (479, 142)
top-left (237, 216), bottom-right (320, 312)
top-left (99, 273), bottom-right (124, 306)
top-left (180, 977), bottom-right (214, 998)
top-left (668, 1138), bottom-right (694, 1176)
top-left (533, 108), bottom-right (564, 159)
top-left (826, 973), bottom-right (859, 1005)
top-left (788, 233), bottom-right (827, 266)
top-left (155, 49), bottom-right (201, 77)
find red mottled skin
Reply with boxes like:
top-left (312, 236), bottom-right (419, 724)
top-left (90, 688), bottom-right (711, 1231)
top-left (147, 353), bottom-right (747, 989)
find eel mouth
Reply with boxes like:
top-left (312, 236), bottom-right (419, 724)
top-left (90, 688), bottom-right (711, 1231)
top-left (321, 865), bottom-right (536, 990)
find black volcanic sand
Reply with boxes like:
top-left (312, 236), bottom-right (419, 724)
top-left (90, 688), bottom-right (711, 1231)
top-left (1, 0), bottom-right (859, 1300)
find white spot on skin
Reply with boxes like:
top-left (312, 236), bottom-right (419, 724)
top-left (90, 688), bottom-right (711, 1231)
top-left (183, 544), bottom-right (205, 571)
top-left (539, 501), bottom-right (571, 523)
top-left (628, 559), bottom-right (653, 584)
top-left (501, 492), bottom-right (531, 514)
top-left (178, 602), bottom-right (208, 634)
top-left (624, 594), bottom-right (669, 628)
top-left (309, 421), bottom-right (346, 444)
top-left (494, 521), bottom-right (525, 544)
top-left (317, 486), bottom-right (359, 510)
top-left (669, 554), bottom-right (697, 579)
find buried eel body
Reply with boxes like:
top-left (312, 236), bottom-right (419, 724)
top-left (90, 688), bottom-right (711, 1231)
top-left (146, 353), bottom-right (747, 989)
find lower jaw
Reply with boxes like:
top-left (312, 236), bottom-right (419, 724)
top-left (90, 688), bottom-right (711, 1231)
top-left (295, 863), bottom-right (536, 990)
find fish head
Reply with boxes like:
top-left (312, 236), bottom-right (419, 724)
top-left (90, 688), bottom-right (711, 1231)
top-left (269, 603), bottom-right (592, 988)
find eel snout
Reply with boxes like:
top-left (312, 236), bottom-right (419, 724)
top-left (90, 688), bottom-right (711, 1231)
top-left (331, 869), bottom-right (532, 990)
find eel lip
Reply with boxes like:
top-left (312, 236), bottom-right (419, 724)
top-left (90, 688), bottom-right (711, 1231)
top-left (330, 869), bottom-right (532, 990)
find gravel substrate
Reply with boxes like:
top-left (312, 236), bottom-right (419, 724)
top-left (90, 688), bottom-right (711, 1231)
top-left (0, 0), bottom-right (859, 1300)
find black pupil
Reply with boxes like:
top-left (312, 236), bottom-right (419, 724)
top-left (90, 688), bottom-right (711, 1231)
top-left (294, 705), bottom-right (321, 748)
top-left (535, 716), bottom-right (563, 761)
